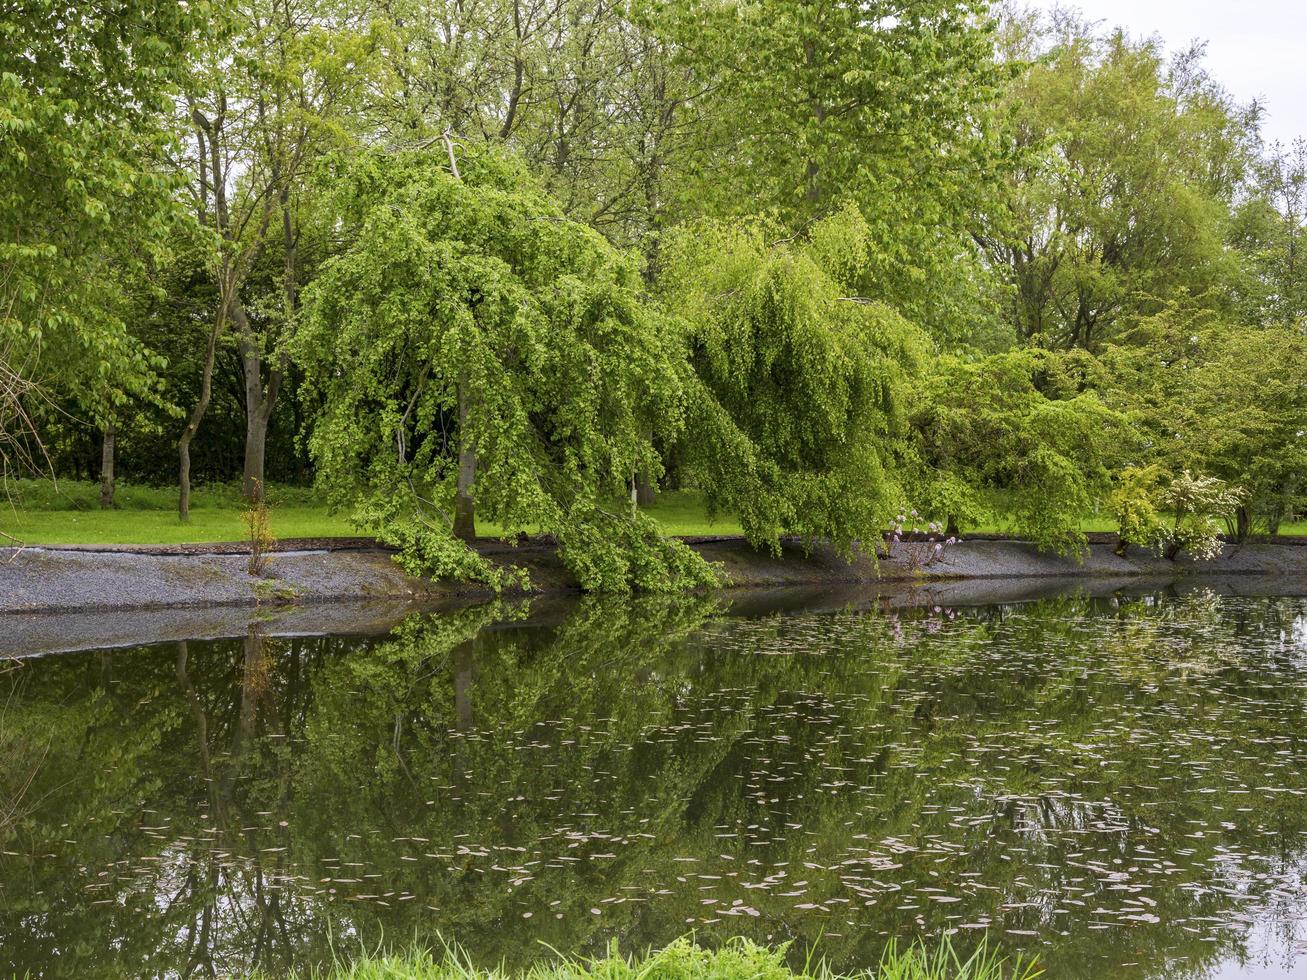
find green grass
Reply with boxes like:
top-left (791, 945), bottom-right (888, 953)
top-left (0, 479), bottom-right (349, 544)
top-left (0, 505), bottom-right (357, 545)
top-left (636, 489), bottom-right (744, 536)
top-left (274, 937), bottom-right (1040, 980)
top-left (1, 478), bottom-right (1301, 547)
top-left (0, 483), bottom-right (746, 546)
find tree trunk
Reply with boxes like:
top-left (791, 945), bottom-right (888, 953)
top-left (452, 378), bottom-right (477, 542)
top-left (243, 409), bottom-right (268, 502)
top-left (99, 424), bottom-right (116, 509)
top-left (178, 314), bottom-right (225, 522)
top-left (179, 439), bottom-right (192, 522)
top-left (236, 301), bottom-right (281, 503)
top-left (945, 514), bottom-right (959, 538)
top-left (635, 468), bottom-right (656, 508)
top-left (1235, 505), bottom-right (1251, 542)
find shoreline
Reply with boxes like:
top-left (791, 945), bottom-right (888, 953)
top-left (1, 534), bottom-right (1304, 618)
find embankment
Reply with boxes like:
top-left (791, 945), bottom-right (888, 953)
top-left (2, 534), bottom-right (1303, 613)
top-left (1, 536), bottom-right (1303, 658)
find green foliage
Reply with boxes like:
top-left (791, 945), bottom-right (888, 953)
top-left (557, 502), bottom-right (720, 592)
top-left (1104, 310), bottom-right (1307, 534)
top-left (663, 208), bottom-right (925, 555)
top-left (373, 510), bottom-right (528, 592)
top-left (1109, 466), bottom-right (1171, 555)
top-left (297, 145), bottom-right (716, 591)
top-left (978, 12), bottom-right (1257, 350)
top-left (1228, 140), bottom-right (1307, 331)
top-left (907, 349), bottom-right (1129, 555)
top-left (1174, 326), bottom-right (1307, 533)
top-left (1111, 466), bottom-right (1243, 560)
top-left (0, 0), bottom-right (203, 464)
top-left (658, 0), bottom-right (1011, 336)
top-left (8, 0), bottom-right (1307, 572)
top-left (276, 935), bottom-right (1037, 979)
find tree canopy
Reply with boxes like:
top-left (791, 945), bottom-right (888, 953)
top-left (0, 0), bottom-right (203, 475)
top-left (5, 0), bottom-right (1306, 579)
top-left (663, 207), bottom-right (926, 554)
top-left (297, 145), bottom-right (715, 590)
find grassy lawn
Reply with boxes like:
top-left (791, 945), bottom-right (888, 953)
top-left (0, 484), bottom-right (746, 546)
top-left (2, 480), bottom-right (1301, 547)
top-left (0, 505), bottom-right (358, 545)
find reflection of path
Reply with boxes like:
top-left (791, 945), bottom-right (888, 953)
top-left (10, 575), bottom-right (1307, 661)
top-left (1, 597), bottom-right (445, 659)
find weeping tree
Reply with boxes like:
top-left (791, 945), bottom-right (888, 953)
top-left (660, 206), bottom-right (927, 554)
top-left (295, 145), bottom-right (716, 592)
top-left (903, 348), bottom-right (1131, 555)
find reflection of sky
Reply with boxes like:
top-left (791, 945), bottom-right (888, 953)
top-left (1205, 912), bottom-right (1307, 978)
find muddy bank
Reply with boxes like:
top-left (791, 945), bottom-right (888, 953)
top-left (1, 534), bottom-right (1304, 622)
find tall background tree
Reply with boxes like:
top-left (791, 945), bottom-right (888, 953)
top-left (975, 10), bottom-right (1259, 351)
top-left (175, 0), bottom-right (372, 517)
top-left (0, 0), bottom-right (204, 484)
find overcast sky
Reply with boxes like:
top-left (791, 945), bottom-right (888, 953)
top-left (1027, 0), bottom-right (1306, 148)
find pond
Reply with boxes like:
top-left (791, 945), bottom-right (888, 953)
top-left (2, 587), bottom-right (1306, 978)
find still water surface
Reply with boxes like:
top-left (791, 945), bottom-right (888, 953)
top-left (2, 589), bottom-right (1306, 978)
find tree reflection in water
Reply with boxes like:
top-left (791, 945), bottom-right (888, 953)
top-left (1, 590), bottom-right (1305, 978)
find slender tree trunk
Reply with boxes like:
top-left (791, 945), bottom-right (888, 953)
top-left (99, 424), bottom-right (115, 509)
top-left (239, 188), bottom-right (294, 503)
top-left (240, 328), bottom-right (270, 503)
top-left (1235, 505), bottom-right (1251, 542)
top-left (635, 426), bottom-right (657, 508)
top-left (236, 302), bottom-right (282, 503)
top-left (243, 410), bottom-right (268, 501)
top-left (452, 377), bottom-right (477, 541)
top-left (179, 314), bottom-right (225, 522)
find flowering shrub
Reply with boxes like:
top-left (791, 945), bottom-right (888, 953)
top-left (1110, 466), bottom-right (1243, 561)
top-left (886, 509), bottom-right (959, 569)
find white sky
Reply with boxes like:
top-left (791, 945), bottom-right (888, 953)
top-left (1028, 0), bottom-right (1307, 148)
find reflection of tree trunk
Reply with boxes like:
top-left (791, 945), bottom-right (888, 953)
top-left (175, 642), bottom-right (213, 785)
top-left (452, 377), bottom-right (477, 541)
top-left (454, 643), bottom-right (475, 730)
top-left (175, 635), bottom-right (225, 979)
top-left (236, 628), bottom-right (265, 756)
top-left (98, 424), bottom-right (115, 509)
